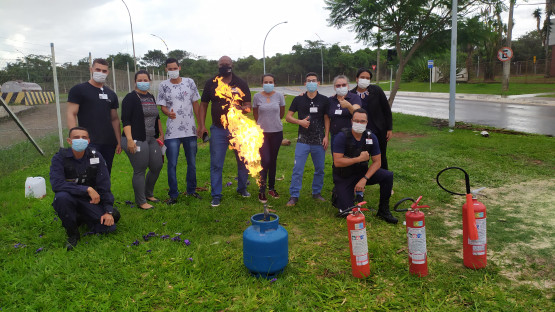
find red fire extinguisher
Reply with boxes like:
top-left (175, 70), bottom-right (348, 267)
top-left (394, 196), bottom-right (430, 277)
top-left (437, 167), bottom-right (487, 269)
top-left (338, 202), bottom-right (371, 278)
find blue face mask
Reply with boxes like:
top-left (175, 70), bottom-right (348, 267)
top-left (306, 81), bottom-right (318, 92)
top-left (71, 138), bottom-right (88, 152)
top-left (263, 83), bottom-right (274, 93)
top-left (137, 82), bottom-right (150, 91)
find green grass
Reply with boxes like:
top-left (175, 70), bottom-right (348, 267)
top-left (1, 94), bottom-right (554, 310)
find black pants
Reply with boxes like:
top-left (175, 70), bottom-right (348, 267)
top-left (259, 131), bottom-right (283, 193)
top-left (89, 143), bottom-right (116, 175)
top-left (53, 191), bottom-right (120, 234)
top-left (333, 168), bottom-right (393, 211)
top-left (375, 132), bottom-right (389, 170)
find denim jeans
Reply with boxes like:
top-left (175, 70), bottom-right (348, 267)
top-left (289, 142), bottom-right (325, 198)
top-left (165, 136), bottom-right (197, 198)
top-left (210, 125), bottom-right (248, 199)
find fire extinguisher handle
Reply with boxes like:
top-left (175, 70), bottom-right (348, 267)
top-left (393, 197), bottom-right (415, 212)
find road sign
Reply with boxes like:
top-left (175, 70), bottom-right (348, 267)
top-left (533, 56), bottom-right (536, 64)
top-left (428, 60), bottom-right (433, 68)
top-left (372, 65), bottom-right (376, 70)
top-left (497, 47), bottom-right (513, 62)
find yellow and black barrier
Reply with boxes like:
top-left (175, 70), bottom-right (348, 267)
top-left (23, 91), bottom-right (55, 105)
top-left (0, 91), bottom-right (55, 105)
top-left (1, 92), bottom-right (25, 104)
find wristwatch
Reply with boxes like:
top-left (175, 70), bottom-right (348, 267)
top-left (363, 176), bottom-right (369, 180)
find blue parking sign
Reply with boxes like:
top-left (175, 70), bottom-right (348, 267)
top-left (428, 60), bottom-right (434, 68)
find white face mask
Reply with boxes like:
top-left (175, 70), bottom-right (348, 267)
top-left (352, 122), bottom-right (367, 134)
top-left (92, 72), bottom-right (107, 83)
top-left (168, 70), bottom-right (180, 80)
top-left (336, 86), bottom-right (349, 97)
top-left (357, 78), bottom-right (371, 89)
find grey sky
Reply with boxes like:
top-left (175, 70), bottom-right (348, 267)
top-left (0, 0), bottom-right (542, 65)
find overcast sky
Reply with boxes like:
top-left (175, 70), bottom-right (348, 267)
top-left (0, 0), bottom-right (544, 66)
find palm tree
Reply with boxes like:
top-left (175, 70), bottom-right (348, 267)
top-left (532, 8), bottom-right (544, 46)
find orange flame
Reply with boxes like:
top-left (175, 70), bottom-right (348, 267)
top-left (213, 76), bottom-right (264, 178)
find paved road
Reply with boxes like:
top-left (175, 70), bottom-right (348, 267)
top-left (262, 85), bottom-right (555, 136)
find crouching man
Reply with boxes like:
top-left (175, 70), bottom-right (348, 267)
top-left (332, 109), bottom-right (397, 224)
top-left (50, 127), bottom-right (121, 250)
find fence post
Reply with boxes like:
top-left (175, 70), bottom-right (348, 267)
top-left (88, 52), bottom-right (92, 79)
top-left (127, 62), bottom-right (131, 92)
top-left (51, 43), bottom-right (64, 148)
top-left (112, 59), bottom-right (117, 93)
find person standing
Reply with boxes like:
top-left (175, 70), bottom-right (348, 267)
top-left (285, 72), bottom-right (330, 207)
top-left (157, 58), bottom-right (202, 205)
top-left (253, 74), bottom-right (286, 203)
top-left (351, 68), bottom-right (392, 170)
top-left (121, 70), bottom-right (164, 209)
top-left (198, 56), bottom-right (252, 207)
top-left (332, 109), bottom-right (398, 224)
top-left (328, 74), bottom-right (362, 153)
top-left (67, 58), bottom-right (121, 174)
top-left (50, 127), bottom-right (121, 250)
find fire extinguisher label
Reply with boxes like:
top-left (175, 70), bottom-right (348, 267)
top-left (407, 227), bottom-right (427, 264)
top-left (354, 222), bottom-right (364, 230)
top-left (468, 218), bottom-right (487, 255)
top-left (350, 228), bottom-right (368, 265)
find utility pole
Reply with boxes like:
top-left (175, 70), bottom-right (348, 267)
top-left (502, 0), bottom-right (515, 91)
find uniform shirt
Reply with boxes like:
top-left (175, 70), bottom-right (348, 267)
top-left (157, 78), bottom-right (201, 139)
top-left (289, 92), bottom-right (330, 145)
top-left (252, 92), bottom-right (286, 133)
top-left (49, 147), bottom-right (114, 213)
top-left (350, 85), bottom-right (392, 134)
top-left (67, 82), bottom-right (119, 146)
top-left (201, 74), bottom-right (252, 128)
top-left (333, 131), bottom-right (381, 157)
top-left (328, 92), bottom-right (363, 135)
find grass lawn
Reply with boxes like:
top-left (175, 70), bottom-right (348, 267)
top-left (1, 94), bottom-right (554, 311)
top-left (378, 81), bottom-right (555, 96)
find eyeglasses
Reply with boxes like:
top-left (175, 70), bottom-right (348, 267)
top-left (352, 119), bottom-right (367, 124)
top-left (335, 83), bottom-right (348, 88)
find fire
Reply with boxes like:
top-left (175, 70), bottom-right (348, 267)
top-left (213, 76), bottom-right (264, 178)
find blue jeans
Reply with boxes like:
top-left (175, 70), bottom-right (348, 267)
top-left (165, 136), bottom-right (197, 198)
top-left (210, 125), bottom-right (248, 199)
top-left (289, 142), bottom-right (325, 198)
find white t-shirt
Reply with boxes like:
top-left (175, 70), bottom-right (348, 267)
top-left (252, 92), bottom-right (286, 133)
top-left (157, 78), bottom-right (201, 139)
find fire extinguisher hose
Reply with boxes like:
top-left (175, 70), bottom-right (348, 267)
top-left (393, 197), bottom-right (416, 212)
top-left (436, 167), bottom-right (479, 240)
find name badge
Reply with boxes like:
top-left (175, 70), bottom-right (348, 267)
top-left (99, 94), bottom-right (108, 100)
top-left (335, 109), bottom-right (342, 115)
top-left (310, 107), bottom-right (318, 113)
top-left (90, 157), bottom-right (100, 165)
top-left (366, 139), bottom-right (373, 145)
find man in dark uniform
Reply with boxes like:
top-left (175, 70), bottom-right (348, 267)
top-left (332, 108), bottom-right (397, 224)
top-left (50, 127), bottom-right (121, 250)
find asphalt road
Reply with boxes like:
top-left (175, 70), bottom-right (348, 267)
top-left (265, 85), bottom-right (555, 136)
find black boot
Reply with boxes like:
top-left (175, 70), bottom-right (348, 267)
top-left (66, 228), bottom-right (80, 251)
top-left (377, 200), bottom-right (398, 224)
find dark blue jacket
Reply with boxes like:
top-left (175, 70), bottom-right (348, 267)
top-left (49, 147), bottom-right (114, 213)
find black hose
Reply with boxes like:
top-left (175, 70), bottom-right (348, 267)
top-left (393, 197), bottom-right (415, 212)
top-left (436, 166), bottom-right (471, 196)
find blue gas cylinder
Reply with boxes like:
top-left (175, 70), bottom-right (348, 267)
top-left (243, 213), bottom-right (288, 278)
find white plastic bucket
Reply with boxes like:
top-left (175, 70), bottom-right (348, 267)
top-left (25, 177), bottom-right (46, 198)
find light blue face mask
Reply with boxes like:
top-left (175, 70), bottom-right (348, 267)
top-left (137, 82), bottom-right (150, 91)
top-left (306, 81), bottom-right (318, 92)
top-left (71, 138), bottom-right (88, 152)
top-left (263, 83), bottom-right (274, 93)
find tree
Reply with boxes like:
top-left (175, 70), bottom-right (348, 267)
top-left (533, 8), bottom-right (542, 39)
top-left (106, 52), bottom-right (134, 70)
top-left (167, 49), bottom-right (191, 63)
top-left (325, 0), bottom-right (490, 106)
top-left (140, 49), bottom-right (166, 68)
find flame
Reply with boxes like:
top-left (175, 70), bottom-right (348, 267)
top-left (213, 76), bottom-right (264, 179)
